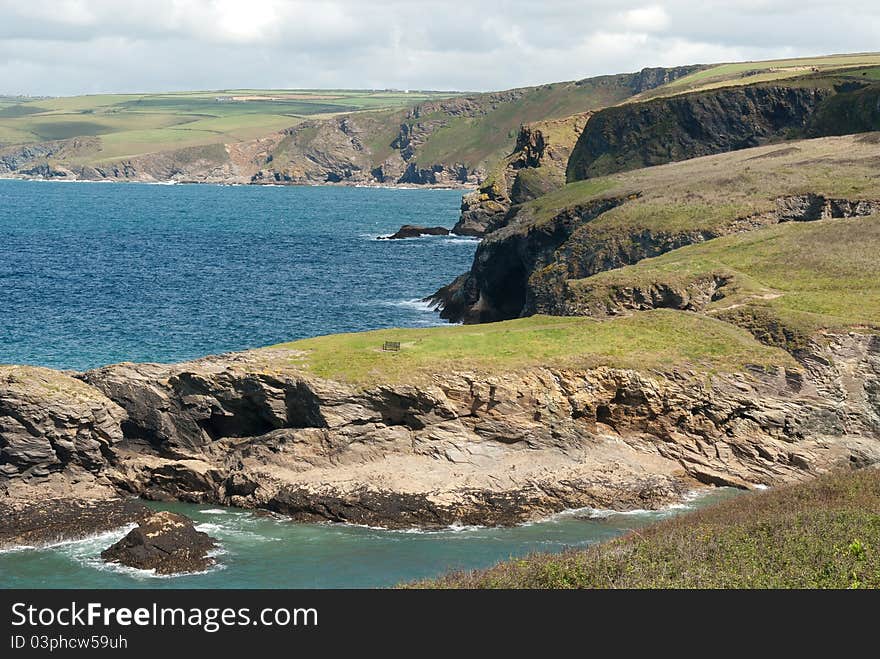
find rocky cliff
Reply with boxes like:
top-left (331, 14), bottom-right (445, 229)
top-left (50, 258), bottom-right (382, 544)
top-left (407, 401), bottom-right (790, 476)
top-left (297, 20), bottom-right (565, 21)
top-left (1, 332), bottom-right (878, 529)
top-left (432, 133), bottom-right (880, 325)
top-left (566, 79), bottom-right (880, 181)
top-left (454, 113), bottom-right (593, 236)
top-left (0, 137), bottom-right (281, 184)
top-left (453, 65), bottom-right (706, 236)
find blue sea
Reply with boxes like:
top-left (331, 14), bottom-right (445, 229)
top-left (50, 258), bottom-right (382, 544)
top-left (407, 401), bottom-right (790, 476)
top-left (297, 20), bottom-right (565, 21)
top-left (0, 179), bottom-right (730, 588)
top-left (0, 179), bottom-right (475, 370)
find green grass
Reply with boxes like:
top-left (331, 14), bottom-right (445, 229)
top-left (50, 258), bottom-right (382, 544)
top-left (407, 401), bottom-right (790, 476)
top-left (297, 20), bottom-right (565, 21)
top-left (413, 468), bottom-right (880, 588)
top-left (515, 132), bottom-right (880, 230)
top-left (568, 214), bottom-right (880, 338)
top-left (265, 310), bottom-right (792, 387)
top-left (412, 79), bottom-right (634, 172)
top-left (0, 89), bottom-right (459, 159)
top-left (649, 52), bottom-right (880, 97)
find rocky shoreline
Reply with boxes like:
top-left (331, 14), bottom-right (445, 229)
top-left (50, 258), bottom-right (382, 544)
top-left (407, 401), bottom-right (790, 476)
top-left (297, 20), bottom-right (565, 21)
top-left (3, 328), bottom-right (878, 535)
top-left (0, 498), bottom-right (151, 551)
top-left (0, 172), bottom-right (477, 191)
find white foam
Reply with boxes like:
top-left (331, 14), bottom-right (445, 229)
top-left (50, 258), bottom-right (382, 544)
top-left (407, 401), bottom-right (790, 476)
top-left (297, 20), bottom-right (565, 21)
top-left (0, 544), bottom-right (37, 554)
top-left (445, 522), bottom-right (486, 533)
top-left (199, 508), bottom-right (229, 515)
top-left (545, 488), bottom-right (725, 523)
top-left (384, 298), bottom-right (435, 312)
top-left (55, 526), bottom-right (228, 580)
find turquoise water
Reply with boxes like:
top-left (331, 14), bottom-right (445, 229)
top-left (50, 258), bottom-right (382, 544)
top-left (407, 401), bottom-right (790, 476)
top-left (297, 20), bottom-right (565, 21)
top-left (0, 179), bottom-right (474, 370)
top-left (0, 493), bottom-right (736, 588)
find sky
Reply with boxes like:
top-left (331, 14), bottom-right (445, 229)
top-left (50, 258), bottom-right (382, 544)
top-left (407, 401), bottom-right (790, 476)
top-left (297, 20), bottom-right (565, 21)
top-left (1, 1), bottom-right (879, 96)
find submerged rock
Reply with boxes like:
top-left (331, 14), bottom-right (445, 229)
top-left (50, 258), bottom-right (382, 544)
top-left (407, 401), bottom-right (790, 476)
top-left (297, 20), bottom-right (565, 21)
top-left (101, 511), bottom-right (217, 575)
top-left (380, 224), bottom-right (450, 240)
top-left (0, 498), bottom-right (151, 551)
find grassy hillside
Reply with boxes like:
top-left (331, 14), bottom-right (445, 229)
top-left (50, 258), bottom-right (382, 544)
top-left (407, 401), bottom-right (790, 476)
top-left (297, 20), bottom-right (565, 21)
top-left (0, 89), bottom-right (457, 161)
top-left (409, 76), bottom-right (640, 171)
top-left (638, 52), bottom-right (880, 99)
top-left (414, 468), bottom-right (880, 588)
top-left (568, 214), bottom-right (880, 343)
top-left (529, 132), bottom-right (880, 228)
top-left (431, 132), bottom-right (880, 327)
top-left (3, 53), bottom-right (879, 183)
top-left (268, 310), bottom-right (792, 387)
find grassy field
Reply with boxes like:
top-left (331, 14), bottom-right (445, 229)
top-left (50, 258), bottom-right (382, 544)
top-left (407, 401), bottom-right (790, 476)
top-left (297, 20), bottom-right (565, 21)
top-left (268, 310), bottom-right (792, 387)
top-left (0, 89), bottom-right (458, 161)
top-left (569, 214), bottom-right (880, 339)
top-left (414, 468), bottom-right (880, 588)
top-left (642, 52), bottom-right (880, 98)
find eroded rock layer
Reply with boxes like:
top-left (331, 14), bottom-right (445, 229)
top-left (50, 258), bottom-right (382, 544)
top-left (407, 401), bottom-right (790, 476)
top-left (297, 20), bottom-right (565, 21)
top-left (2, 335), bottom-right (878, 529)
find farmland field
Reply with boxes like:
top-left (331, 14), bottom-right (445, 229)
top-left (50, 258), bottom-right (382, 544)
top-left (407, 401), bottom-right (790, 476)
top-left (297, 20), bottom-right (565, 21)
top-left (0, 89), bottom-right (459, 161)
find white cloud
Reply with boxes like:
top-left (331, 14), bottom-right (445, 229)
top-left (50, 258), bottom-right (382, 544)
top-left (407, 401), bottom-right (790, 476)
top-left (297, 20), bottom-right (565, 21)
top-left (617, 6), bottom-right (670, 32)
top-left (0, 1), bottom-right (877, 95)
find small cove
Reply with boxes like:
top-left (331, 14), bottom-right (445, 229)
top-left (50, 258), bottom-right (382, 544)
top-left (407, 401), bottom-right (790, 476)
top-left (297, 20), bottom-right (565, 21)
top-left (0, 491), bottom-right (738, 588)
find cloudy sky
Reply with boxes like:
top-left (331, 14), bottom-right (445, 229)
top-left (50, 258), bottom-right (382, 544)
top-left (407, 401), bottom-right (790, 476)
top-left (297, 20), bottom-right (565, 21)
top-left (1, 1), bottom-right (878, 96)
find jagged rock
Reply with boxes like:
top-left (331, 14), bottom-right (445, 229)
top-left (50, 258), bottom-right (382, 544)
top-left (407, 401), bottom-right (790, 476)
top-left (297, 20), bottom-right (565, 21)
top-left (565, 83), bottom-right (875, 181)
top-left (1, 329), bottom-right (878, 528)
top-left (101, 511), bottom-right (217, 574)
top-left (380, 225), bottom-right (450, 239)
top-left (0, 366), bottom-right (125, 478)
top-left (627, 65), bottom-right (707, 94)
top-left (452, 113), bottom-right (593, 238)
top-left (0, 498), bottom-right (151, 550)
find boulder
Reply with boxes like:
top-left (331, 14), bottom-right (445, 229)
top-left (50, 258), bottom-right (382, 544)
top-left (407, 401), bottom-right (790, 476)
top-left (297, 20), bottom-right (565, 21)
top-left (380, 225), bottom-right (450, 240)
top-left (101, 511), bottom-right (217, 574)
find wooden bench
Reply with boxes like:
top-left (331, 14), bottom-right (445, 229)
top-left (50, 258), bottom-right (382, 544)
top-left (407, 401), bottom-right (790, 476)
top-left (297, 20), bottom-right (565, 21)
top-left (382, 341), bottom-right (401, 352)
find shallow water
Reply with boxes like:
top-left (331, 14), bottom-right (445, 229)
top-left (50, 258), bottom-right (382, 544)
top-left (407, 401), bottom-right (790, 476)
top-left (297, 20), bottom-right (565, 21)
top-left (0, 492), bottom-right (738, 589)
top-left (0, 179), bottom-right (475, 370)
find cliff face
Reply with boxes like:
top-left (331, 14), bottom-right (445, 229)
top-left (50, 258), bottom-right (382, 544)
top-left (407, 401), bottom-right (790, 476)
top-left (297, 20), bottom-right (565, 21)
top-left (0, 137), bottom-right (281, 184)
top-left (566, 81), bottom-right (880, 181)
top-left (0, 366), bottom-right (124, 477)
top-left (435, 196), bottom-right (632, 323)
top-left (454, 113), bottom-right (592, 236)
top-left (253, 102), bottom-right (489, 187)
top-left (453, 65), bottom-right (706, 237)
top-left (1, 335), bottom-right (878, 528)
top-left (433, 126), bottom-right (880, 326)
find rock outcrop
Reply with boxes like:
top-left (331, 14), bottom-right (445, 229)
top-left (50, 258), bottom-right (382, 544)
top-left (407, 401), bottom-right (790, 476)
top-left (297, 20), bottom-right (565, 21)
top-left (2, 330), bottom-right (878, 529)
top-left (0, 498), bottom-right (151, 550)
top-left (380, 225), bottom-right (451, 240)
top-left (0, 366), bottom-right (125, 481)
top-left (101, 511), bottom-right (217, 574)
top-left (566, 81), bottom-right (880, 181)
top-left (453, 113), bottom-right (592, 237)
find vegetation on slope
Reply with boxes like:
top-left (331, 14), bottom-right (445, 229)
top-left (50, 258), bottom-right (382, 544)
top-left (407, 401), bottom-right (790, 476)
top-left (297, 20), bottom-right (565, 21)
top-left (434, 132), bottom-right (880, 324)
top-left (269, 310), bottom-right (792, 387)
top-left (567, 214), bottom-right (880, 345)
top-left (567, 68), bottom-right (880, 181)
top-left (528, 132), bottom-right (880, 228)
top-left (413, 468), bottom-right (880, 588)
top-left (644, 53), bottom-right (880, 98)
top-left (0, 89), bottom-right (456, 161)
